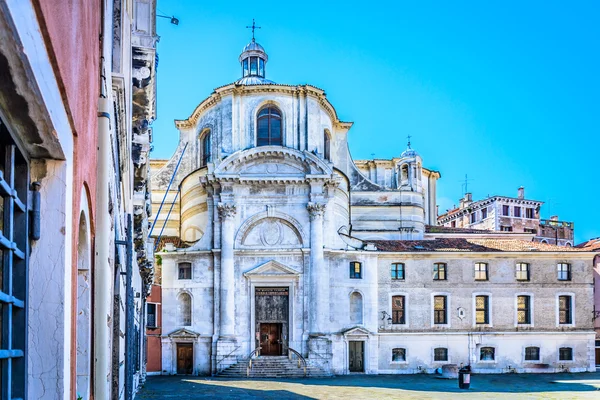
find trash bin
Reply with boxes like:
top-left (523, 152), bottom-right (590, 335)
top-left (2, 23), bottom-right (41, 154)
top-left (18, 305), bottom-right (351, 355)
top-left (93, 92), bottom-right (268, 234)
top-left (458, 366), bottom-right (471, 389)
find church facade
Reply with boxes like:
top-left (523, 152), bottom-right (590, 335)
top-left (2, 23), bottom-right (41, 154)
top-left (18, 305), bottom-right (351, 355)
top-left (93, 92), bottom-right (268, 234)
top-left (149, 39), bottom-right (596, 376)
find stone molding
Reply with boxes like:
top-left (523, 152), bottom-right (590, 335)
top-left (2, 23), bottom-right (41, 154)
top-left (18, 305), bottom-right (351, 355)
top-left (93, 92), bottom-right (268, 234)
top-left (217, 203), bottom-right (236, 219)
top-left (307, 202), bottom-right (327, 219)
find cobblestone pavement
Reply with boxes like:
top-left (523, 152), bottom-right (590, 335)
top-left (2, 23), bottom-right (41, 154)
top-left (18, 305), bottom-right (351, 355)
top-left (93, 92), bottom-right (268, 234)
top-left (137, 372), bottom-right (600, 399)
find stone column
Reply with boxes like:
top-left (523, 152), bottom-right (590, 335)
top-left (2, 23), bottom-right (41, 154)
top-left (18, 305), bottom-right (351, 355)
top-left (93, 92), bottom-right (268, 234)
top-left (307, 202), bottom-right (327, 333)
top-left (218, 202), bottom-right (236, 337)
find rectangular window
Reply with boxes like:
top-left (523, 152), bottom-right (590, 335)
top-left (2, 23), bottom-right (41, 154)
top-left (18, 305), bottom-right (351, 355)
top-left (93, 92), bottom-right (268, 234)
top-left (557, 263), bottom-right (571, 281)
top-left (451, 220), bottom-right (456, 228)
top-left (516, 263), bottom-right (530, 281)
top-left (470, 212), bottom-right (477, 223)
top-left (481, 208), bottom-right (488, 219)
top-left (350, 261), bottom-right (362, 279)
top-left (480, 347), bottom-right (495, 361)
top-left (433, 296), bottom-right (447, 324)
top-left (434, 348), bottom-right (448, 362)
top-left (250, 56), bottom-right (258, 74)
top-left (501, 226), bottom-right (513, 232)
top-left (391, 263), bottom-right (405, 280)
top-left (524, 228), bottom-right (537, 234)
top-left (392, 295), bottom-right (405, 324)
top-left (178, 263), bottom-right (192, 280)
top-left (503, 205), bottom-right (510, 216)
top-left (517, 295), bottom-right (531, 324)
top-left (558, 295), bottom-right (572, 324)
top-left (526, 208), bottom-right (534, 219)
top-left (392, 348), bottom-right (406, 362)
top-left (433, 263), bottom-right (447, 280)
top-left (476, 295), bottom-right (489, 324)
top-left (559, 347), bottom-right (573, 361)
top-left (474, 263), bottom-right (488, 281)
top-left (525, 347), bottom-right (540, 361)
top-left (147, 303), bottom-right (157, 327)
top-left (514, 206), bottom-right (521, 217)
top-left (0, 127), bottom-right (30, 398)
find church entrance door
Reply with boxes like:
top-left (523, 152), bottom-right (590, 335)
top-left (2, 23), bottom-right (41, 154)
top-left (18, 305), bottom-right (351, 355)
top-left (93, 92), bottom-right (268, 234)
top-left (259, 323), bottom-right (282, 356)
top-left (176, 343), bottom-right (194, 374)
top-left (348, 341), bottom-right (364, 372)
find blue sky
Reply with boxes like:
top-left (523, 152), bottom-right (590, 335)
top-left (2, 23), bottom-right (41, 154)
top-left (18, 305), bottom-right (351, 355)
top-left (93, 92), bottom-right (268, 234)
top-left (153, 0), bottom-right (599, 243)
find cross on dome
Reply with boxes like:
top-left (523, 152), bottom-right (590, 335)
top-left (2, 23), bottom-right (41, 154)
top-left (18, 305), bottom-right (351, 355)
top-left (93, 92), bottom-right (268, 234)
top-left (246, 18), bottom-right (261, 42)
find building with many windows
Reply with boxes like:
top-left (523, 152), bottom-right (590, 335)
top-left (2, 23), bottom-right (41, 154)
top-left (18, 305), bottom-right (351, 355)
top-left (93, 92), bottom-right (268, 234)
top-left (149, 38), bottom-right (596, 376)
top-left (438, 188), bottom-right (575, 246)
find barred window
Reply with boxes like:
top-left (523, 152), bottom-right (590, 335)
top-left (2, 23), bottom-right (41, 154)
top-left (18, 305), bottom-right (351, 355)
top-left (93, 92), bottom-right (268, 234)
top-left (434, 347), bottom-right (448, 362)
top-left (558, 295), bottom-right (572, 324)
top-left (433, 296), bottom-right (447, 324)
top-left (516, 263), bottom-right (530, 281)
top-left (391, 263), bottom-right (405, 280)
top-left (517, 295), bottom-right (531, 324)
top-left (178, 262), bottom-right (192, 280)
top-left (474, 263), bottom-right (488, 281)
top-left (392, 348), bottom-right (406, 362)
top-left (480, 347), bottom-right (495, 361)
top-left (0, 124), bottom-right (30, 398)
top-left (433, 263), bottom-right (447, 280)
top-left (557, 263), bottom-right (571, 281)
top-left (350, 261), bottom-right (362, 279)
top-left (525, 346), bottom-right (540, 361)
top-left (392, 295), bottom-right (406, 324)
top-left (475, 295), bottom-right (489, 324)
top-left (559, 347), bottom-right (573, 361)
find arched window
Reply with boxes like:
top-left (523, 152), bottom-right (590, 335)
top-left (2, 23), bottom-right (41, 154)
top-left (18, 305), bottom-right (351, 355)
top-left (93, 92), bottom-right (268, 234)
top-left (401, 164), bottom-right (409, 182)
top-left (349, 292), bottom-right (363, 324)
top-left (324, 130), bottom-right (331, 160)
top-left (257, 106), bottom-right (282, 146)
top-left (178, 293), bottom-right (192, 326)
top-left (199, 130), bottom-right (211, 167)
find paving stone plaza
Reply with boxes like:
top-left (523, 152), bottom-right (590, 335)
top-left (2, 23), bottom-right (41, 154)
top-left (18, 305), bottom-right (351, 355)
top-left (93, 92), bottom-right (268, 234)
top-left (137, 373), bottom-right (600, 399)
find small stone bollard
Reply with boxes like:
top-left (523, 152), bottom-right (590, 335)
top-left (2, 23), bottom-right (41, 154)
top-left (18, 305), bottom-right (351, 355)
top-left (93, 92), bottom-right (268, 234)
top-left (441, 364), bottom-right (459, 379)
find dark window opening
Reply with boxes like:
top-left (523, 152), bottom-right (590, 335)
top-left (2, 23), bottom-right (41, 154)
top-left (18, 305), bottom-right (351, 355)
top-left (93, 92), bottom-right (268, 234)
top-left (502, 205), bottom-right (510, 216)
top-left (392, 348), bottom-right (406, 362)
top-left (200, 131), bottom-right (211, 167)
top-left (558, 295), bottom-right (572, 324)
top-left (147, 303), bottom-right (157, 327)
top-left (517, 295), bottom-right (531, 324)
top-left (481, 208), bottom-right (488, 219)
top-left (178, 263), bottom-right (192, 280)
top-left (434, 348), bottom-right (448, 362)
top-left (257, 106), bottom-right (282, 146)
top-left (559, 347), bottom-right (573, 361)
top-left (476, 295), bottom-right (490, 324)
top-left (525, 346), bottom-right (540, 361)
top-left (526, 208), bottom-right (534, 219)
top-left (433, 296), bottom-right (447, 324)
top-left (514, 207), bottom-right (521, 217)
top-left (480, 347), bottom-right (495, 361)
top-left (391, 263), bottom-right (405, 280)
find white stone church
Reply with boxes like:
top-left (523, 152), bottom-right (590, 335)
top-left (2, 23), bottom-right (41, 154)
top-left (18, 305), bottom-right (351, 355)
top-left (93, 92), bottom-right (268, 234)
top-left (149, 37), bottom-right (596, 376)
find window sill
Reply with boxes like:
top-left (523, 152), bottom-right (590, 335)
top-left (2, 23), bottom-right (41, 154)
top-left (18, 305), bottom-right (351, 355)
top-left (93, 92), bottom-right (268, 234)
top-left (390, 361), bottom-right (408, 365)
top-left (478, 360), bottom-right (496, 364)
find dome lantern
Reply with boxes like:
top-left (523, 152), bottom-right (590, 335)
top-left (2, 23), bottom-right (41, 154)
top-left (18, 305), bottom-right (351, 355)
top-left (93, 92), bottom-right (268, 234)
top-left (236, 19), bottom-right (275, 85)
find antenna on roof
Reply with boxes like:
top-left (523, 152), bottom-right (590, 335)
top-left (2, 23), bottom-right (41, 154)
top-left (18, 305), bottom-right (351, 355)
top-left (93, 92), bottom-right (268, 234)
top-left (460, 174), bottom-right (474, 195)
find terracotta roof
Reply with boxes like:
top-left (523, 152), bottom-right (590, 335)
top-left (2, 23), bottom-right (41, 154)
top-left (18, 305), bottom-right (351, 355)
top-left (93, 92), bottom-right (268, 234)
top-left (575, 238), bottom-right (600, 251)
top-left (154, 236), bottom-right (191, 252)
top-left (371, 238), bottom-right (589, 253)
top-left (425, 225), bottom-right (491, 234)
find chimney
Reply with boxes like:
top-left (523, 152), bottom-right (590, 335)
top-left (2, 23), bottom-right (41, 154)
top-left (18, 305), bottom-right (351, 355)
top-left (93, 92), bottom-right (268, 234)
top-left (518, 186), bottom-right (524, 199)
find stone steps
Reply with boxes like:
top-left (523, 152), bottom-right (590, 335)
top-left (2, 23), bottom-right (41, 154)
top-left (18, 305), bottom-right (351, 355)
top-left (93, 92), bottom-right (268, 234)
top-left (218, 356), bottom-right (331, 378)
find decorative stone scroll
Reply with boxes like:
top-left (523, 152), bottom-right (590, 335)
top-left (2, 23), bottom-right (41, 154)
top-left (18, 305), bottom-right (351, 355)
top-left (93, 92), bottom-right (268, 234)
top-left (307, 202), bottom-right (326, 219)
top-left (217, 203), bottom-right (237, 219)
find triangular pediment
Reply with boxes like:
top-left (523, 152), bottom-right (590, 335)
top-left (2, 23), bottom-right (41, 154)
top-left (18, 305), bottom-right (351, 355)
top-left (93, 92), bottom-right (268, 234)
top-left (342, 326), bottom-right (372, 337)
top-left (167, 328), bottom-right (200, 338)
top-left (244, 260), bottom-right (300, 277)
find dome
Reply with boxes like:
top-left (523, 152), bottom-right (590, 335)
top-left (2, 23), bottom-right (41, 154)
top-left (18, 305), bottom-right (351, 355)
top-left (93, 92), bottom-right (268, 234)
top-left (235, 76), bottom-right (275, 85)
top-left (237, 38), bottom-right (274, 85)
top-left (242, 41), bottom-right (265, 53)
top-left (400, 148), bottom-right (419, 158)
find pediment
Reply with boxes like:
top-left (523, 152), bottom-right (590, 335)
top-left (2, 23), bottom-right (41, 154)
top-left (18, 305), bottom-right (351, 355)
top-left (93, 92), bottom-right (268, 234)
top-left (244, 260), bottom-right (300, 277)
top-left (342, 326), bottom-right (372, 337)
top-left (214, 147), bottom-right (333, 180)
top-left (167, 328), bottom-right (200, 338)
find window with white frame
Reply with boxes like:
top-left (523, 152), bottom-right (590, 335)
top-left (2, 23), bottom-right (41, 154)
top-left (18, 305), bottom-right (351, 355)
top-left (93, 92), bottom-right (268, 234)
top-left (178, 262), bottom-right (192, 280)
top-left (517, 295), bottom-right (531, 324)
top-left (475, 295), bottom-right (490, 324)
top-left (558, 295), bottom-right (572, 324)
top-left (434, 348), bottom-right (448, 362)
top-left (392, 348), bottom-right (406, 362)
top-left (525, 346), bottom-right (540, 361)
top-left (559, 347), bottom-right (573, 361)
top-left (392, 295), bottom-right (406, 324)
top-left (480, 347), bottom-right (495, 361)
top-left (433, 295), bottom-right (447, 324)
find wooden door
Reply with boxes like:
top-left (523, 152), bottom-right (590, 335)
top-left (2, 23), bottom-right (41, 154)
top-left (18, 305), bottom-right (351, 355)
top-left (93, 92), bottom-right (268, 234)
top-left (349, 341), bottom-right (364, 372)
top-left (595, 348), bottom-right (600, 366)
top-left (176, 343), bottom-right (193, 374)
top-left (259, 323), bottom-right (282, 356)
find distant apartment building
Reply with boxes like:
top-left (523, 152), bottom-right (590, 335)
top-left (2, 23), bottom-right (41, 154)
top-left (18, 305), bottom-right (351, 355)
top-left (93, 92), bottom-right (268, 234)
top-left (438, 187), bottom-right (574, 246)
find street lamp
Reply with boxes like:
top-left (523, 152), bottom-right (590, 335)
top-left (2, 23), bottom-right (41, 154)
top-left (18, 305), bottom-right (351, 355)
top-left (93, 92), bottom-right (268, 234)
top-left (157, 14), bottom-right (179, 25)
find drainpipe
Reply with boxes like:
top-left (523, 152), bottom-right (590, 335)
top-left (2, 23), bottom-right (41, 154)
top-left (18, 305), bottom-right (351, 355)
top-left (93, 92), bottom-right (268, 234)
top-left (95, 95), bottom-right (112, 398)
